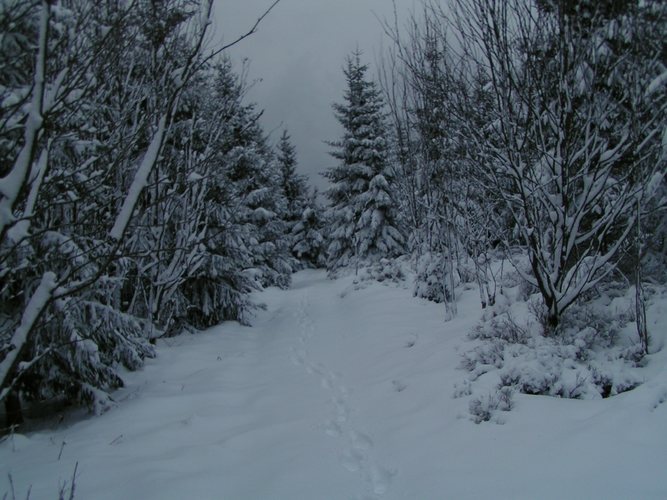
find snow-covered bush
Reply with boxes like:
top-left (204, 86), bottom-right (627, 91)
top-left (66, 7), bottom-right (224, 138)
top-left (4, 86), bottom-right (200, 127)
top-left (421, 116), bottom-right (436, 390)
top-left (357, 257), bottom-right (407, 285)
top-left (468, 387), bottom-right (514, 424)
top-left (452, 379), bottom-right (472, 398)
top-left (413, 251), bottom-right (460, 303)
top-left (339, 258), bottom-right (408, 297)
top-left (461, 290), bottom-right (648, 421)
top-left (469, 312), bottom-right (531, 345)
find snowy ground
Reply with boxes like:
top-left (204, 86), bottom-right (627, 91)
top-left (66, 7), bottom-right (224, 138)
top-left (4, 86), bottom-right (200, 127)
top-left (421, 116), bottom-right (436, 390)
top-left (2, 270), bottom-right (666, 499)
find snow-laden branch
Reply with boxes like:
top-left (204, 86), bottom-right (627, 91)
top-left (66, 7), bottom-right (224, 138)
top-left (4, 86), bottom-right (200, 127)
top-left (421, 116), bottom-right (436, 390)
top-left (6, 142), bottom-right (50, 243)
top-left (645, 69), bottom-right (667, 97)
top-left (110, 114), bottom-right (167, 240)
top-left (0, 1), bottom-right (49, 239)
top-left (0, 272), bottom-right (58, 402)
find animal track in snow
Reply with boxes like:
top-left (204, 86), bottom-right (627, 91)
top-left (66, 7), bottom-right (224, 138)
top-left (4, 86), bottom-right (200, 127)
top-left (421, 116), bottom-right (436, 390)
top-left (350, 430), bottom-right (373, 451)
top-left (341, 449), bottom-right (364, 472)
top-left (292, 292), bottom-right (395, 498)
top-left (404, 332), bottom-right (418, 348)
top-left (323, 419), bottom-right (343, 437)
top-left (369, 465), bottom-right (396, 495)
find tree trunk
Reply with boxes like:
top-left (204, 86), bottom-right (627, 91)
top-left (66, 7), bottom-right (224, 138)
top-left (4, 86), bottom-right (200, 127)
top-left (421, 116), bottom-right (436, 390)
top-left (4, 391), bottom-right (23, 429)
top-left (546, 306), bottom-right (560, 335)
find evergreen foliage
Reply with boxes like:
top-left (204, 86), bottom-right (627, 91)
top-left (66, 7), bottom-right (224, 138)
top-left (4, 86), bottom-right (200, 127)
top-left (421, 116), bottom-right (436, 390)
top-left (277, 130), bottom-right (309, 223)
top-left (291, 197), bottom-right (327, 268)
top-left (0, 1), bottom-right (312, 421)
top-left (325, 50), bottom-right (404, 273)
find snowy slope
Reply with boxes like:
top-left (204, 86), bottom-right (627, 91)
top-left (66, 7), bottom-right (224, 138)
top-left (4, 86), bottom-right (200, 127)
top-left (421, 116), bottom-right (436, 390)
top-left (1, 270), bottom-right (666, 499)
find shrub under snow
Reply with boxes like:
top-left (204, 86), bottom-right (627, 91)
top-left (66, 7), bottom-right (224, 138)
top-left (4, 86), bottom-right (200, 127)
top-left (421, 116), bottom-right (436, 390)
top-left (356, 257), bottom-right (407, 285)
top-left (468, 387), bottom-right (514, 424)
top-left (413, 251), bottom-right (461, 303)
top-left (459, 286), bottom-right (650, 422)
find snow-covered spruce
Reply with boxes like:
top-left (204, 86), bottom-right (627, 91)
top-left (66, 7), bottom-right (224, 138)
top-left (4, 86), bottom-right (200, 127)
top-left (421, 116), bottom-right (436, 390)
top-left (291, 206), bottom-right (327, 268)
top-left (324, 50), bottom-right (405, 275)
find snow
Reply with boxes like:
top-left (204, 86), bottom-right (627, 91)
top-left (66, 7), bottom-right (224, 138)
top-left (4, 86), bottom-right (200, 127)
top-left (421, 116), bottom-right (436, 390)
top-left (646, 170), bottom-right (665, 198)
top-left (645, 69), bottom-right (667, 97)
top-left (0, 272), bottom-right (58, 402)
top-left (2, 270), bottom-right (666, 499)
top-left (0, 2), bottom-right (49, 238)
top-left (6, 145), bottom-right (50, 243)
top-left (109, 115), bottom-right (167, 240)
top-left (186, 172), bottom-right (203, 182)
top-left (251, 206), bottom-right (276, 222)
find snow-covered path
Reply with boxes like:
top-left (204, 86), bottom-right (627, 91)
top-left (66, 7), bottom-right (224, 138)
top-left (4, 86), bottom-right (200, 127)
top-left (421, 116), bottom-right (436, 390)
top-left (2, 270), bottom-right (667, 499)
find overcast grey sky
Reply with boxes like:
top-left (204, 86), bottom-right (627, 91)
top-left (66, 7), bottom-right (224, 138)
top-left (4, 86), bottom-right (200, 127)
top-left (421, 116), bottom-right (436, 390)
top-left (214, 0), bottom-right (415, 192)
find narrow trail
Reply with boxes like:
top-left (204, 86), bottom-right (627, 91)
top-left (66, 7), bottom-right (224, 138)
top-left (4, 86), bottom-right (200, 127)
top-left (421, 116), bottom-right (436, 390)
top-left (290, 290), bottom-right (395, 499)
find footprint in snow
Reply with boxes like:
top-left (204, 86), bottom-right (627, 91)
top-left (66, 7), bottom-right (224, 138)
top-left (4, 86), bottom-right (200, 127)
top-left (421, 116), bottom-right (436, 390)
top-left (306, 361), bottom-right (326, 376)
top-left (323, 419), bottom-right (343, 437)
top-left (349, 430), bottom-right (373, 451)
top-left (334, 406), bottom-right (348, 424)
top-left (293, 291), bottom-right (395, 498)
top-left (332, 395), bottom-right (348, 414)
top-left (404, 333), bottom-right (418, 348)
top-left (321, 371), bottom-right (343, 392)
top-left (289, 347), bottom-right (306, 366)
top-left (369, 465), bottom-right (396, 495)
top-left (340, 449), bottom-right (364, 472)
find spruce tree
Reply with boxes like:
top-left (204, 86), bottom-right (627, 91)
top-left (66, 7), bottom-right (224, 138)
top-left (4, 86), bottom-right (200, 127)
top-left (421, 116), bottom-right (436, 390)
top-left (291, 191), bottom-right (326, 268)
top-left (356, 174), bottom-right (405, 258)
top-left (277, 129), bottom-right (308, 221)
top-left (325, 50), bottom-right (404, 273)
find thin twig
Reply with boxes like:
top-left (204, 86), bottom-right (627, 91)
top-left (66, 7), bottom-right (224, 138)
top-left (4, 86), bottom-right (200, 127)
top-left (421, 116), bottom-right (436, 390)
top-left (109, 434), bottom-right (123, 445)
top-left (68, 462), bottom-right (78, 500)
top-left (218, 0), bottom-right (281, 53)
